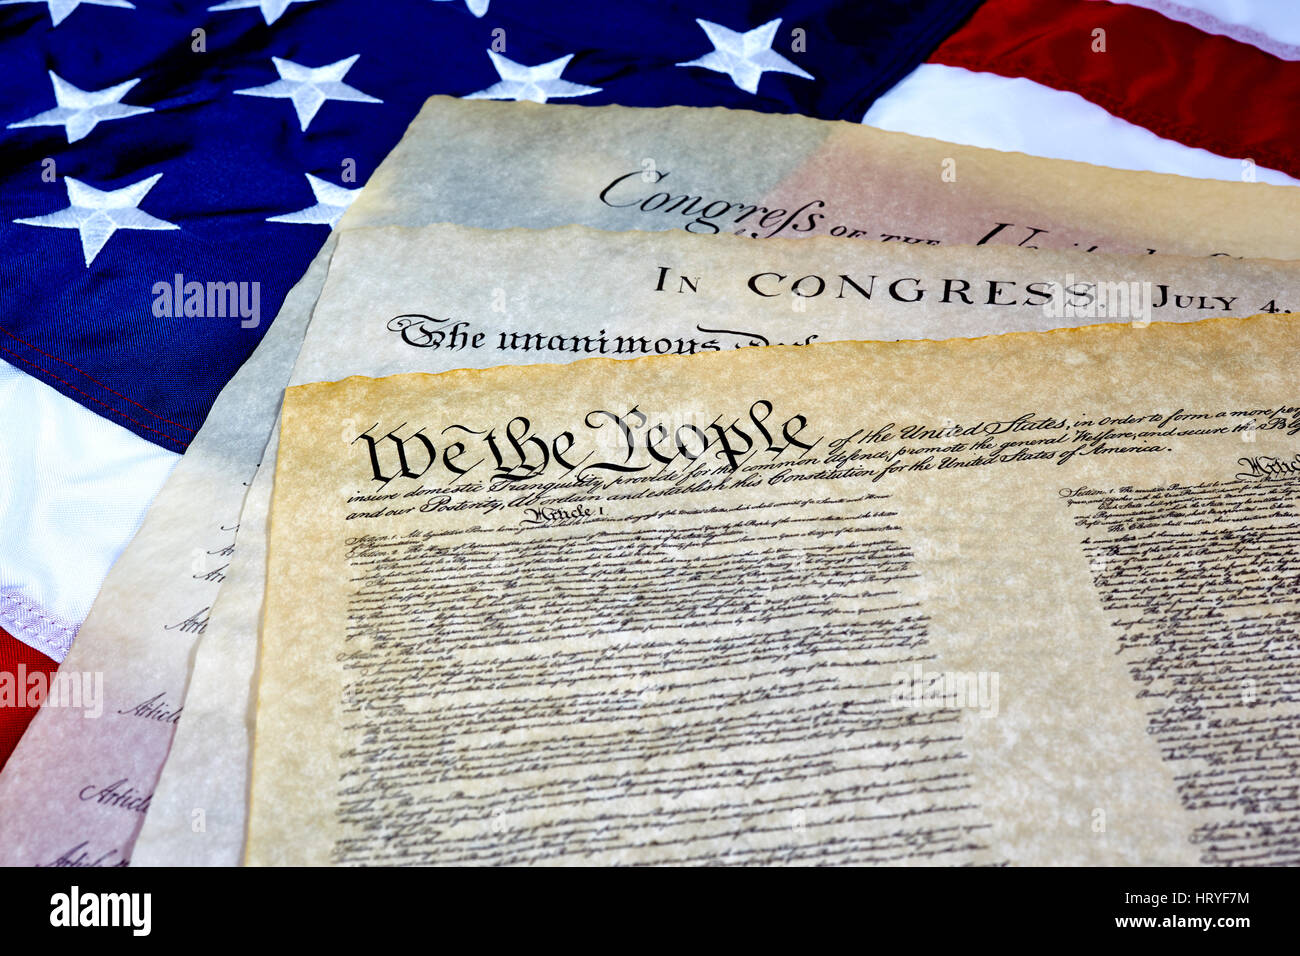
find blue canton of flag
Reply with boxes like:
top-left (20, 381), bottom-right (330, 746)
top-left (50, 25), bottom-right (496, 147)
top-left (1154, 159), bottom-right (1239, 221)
top-left (0, 0), bottom-right (981, 452)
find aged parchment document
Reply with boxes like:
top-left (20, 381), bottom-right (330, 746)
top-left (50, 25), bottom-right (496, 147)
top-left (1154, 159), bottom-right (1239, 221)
top-left (249, 312), bottom-right (1300, 866)
top-left (346, 97), bottom-right (1300, 259)
top-left (0, 243), bottom-right (335, 869)
top-left (7, 95), bottom-right (1296, 868)
top-left (136, 226), bottom-right (1300, 865)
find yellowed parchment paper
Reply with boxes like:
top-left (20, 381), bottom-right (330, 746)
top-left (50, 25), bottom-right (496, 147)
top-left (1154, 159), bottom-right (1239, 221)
top-left (249, 312), bottom-right (1300, 866)
top-left (137, 223), bottom-right (1300, 866)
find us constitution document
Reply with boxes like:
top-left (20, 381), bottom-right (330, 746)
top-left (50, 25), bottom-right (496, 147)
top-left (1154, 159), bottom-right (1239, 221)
top-left (249, 312), bottom-right (1300, 866)
top-left (9, 96), bottom-right (1297, 870)
top-left (143, 221), bottom-right (1300, 867)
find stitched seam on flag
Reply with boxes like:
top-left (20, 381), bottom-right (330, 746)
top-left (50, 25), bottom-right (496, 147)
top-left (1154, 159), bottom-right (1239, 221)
top-left (0, 324), bottom-right (196, 435)
top-left (0, 592), bottom-right (75, 660)
top-left (0, 342), bottom-right (188, 446)
top-left (933, 51), bottom-right (1299, 176)
top-left (0, 595), bottom-right (75, 639)
top-left (1106, 0), bottom-right (1300, 63)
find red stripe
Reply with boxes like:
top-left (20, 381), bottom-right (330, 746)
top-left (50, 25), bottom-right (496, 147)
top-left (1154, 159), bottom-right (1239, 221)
top-left (0, 626), bottom-right (58, 772)
top-left (928, 0), bottom-right (1300, 180)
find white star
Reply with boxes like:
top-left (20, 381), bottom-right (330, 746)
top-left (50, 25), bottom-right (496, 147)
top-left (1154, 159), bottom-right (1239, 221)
top-left (431, 0), bottom-right (488, 16)
top-left (676, 18), bottom-right (813, 95)
top-left (7, 71), bottom-right (152, 143)
top-left (0, 0), bottom-right (134, 28)
top-left (235, 55), bottom-right (381, 131)
top-left (14, 173), bottom-right (177, 267)
top-left (267, 173), bottom-right (358, 227)
top-left (464, 50), bottom-right (600, 103)
top-left (207, 0), bottom-right (314, 26)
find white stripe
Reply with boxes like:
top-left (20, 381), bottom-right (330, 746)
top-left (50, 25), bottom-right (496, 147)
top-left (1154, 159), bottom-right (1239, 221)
top-left (0, 360), bottom-right (177, 660)
top-left (1105, 0), bottom-right (1300, 60)
top-left (863, 64), bottom-right (1299, 186)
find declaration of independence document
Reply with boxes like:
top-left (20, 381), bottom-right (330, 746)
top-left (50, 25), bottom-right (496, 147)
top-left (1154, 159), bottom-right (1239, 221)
top-left (250, 312), bottom-right (1300, 866)
top-left (7, 95), bottom-right (1297, 869)
top-left (136, 225), bottom-right (1300, 866)
top-left (347, 97), bottom-right (1300, 260)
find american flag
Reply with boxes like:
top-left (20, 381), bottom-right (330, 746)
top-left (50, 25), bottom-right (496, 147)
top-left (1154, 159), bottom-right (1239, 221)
top-left (0, 0), bottom-right (1296, 767)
